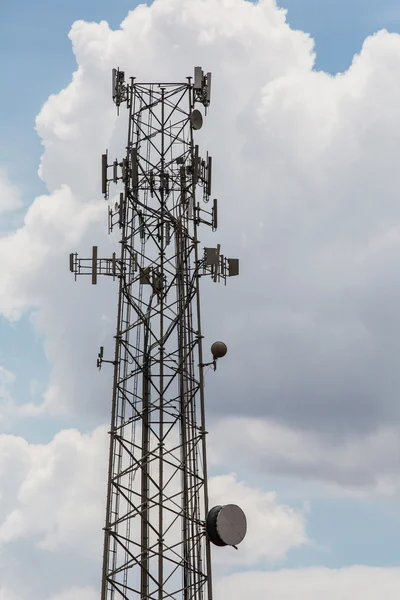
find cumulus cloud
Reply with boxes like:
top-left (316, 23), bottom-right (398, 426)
top-left (0, 427), bottom-right (107, 558)
top-left (215, 567), bottom-right (400, 600)
top-left (2, 0), bottom-right (400, 594)
top-left (209, 474), bottom-right (308, 567)
top-left (0, 427), bottom-right (306, 563)
top-left (0, 424), bottom-right (306, 597)
top-left (0, 0), bottom-right (399, 451)
top-left (0, 0), bottom-right (315, 422)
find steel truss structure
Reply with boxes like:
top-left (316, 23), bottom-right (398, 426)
top-left (70, 67), bottom-right (238, 600)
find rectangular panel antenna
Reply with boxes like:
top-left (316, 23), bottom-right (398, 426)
top-left (194, 66), bottom-right (203, 90)
top-left (193, 145), bottom-right (199, 184)
top-left (205, 247), bottom-right (219, 266)
top-left (69, 253), bottom-right (74, 272)
top-left (213, 244), bottom-right (221, 282)
top-left (165, 223), bottom-right (171, 245)
top-left (131, 148), bottom-right (138, 187)
top-left (119, 192), bottom-right (123, 227)
top-left (188, 197), bottom-right (194, 219)
top-left (112, 253), bottom-right (116, 277)
top-left (228, 258), bottom-right (239, 277)
top-left (112, 68), bottom-right (117, 100)
top-left (212, 198), bottom-right (218, 230)
top-left (180, 167), bottom-right (186, 203)
top-left (207, 155), bottom-right (212, 196)
top-left (102, 153), bottom-right (108, 196)
top-left (139, 212), bottom-right (145, 239)
top-left (92, 246), bottom-right (98, 285)
top-left (206, 72), bottom-right (212, 105)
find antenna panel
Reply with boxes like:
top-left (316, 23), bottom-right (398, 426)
top-left (193, 145), bottom-right (199, 184)
top-left (206, 72), bottom-right (212, 106)
top-left (112, 68), bottom-right (117, 100)
top-left (92, 246), bottom-right (98, 285)
top-left (228, 258), bottom-right (239, 277)
top-left (102, 153), bottom-right (108, 196)
top-left (119, 192), bottom-right (123, 227)
top-left (212, 198), bottom-right (218, 230)
top-left (180, 167), bottom-right (186, 203)
top-left (165, 223), bottom-right (171, 245)
top-left (220, 254), bottom-right (225, 275)
top-left (205, 247), bottom-right (218, 265)
top-left (131, 148), bottom-right (138, 187)
top-left (121, 158), bottom-right (127, 182)
top-left (207, 155), bottom-right (212, 196)
top-left (188, 197), bottom-right (194, 219)
top-left (194, 66), bottom-right (203, 90)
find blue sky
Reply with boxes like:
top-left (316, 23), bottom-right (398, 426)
top-left (2, 0), bottom-right (400, 592)
top-left (280, 0), bottom-right (400, 72)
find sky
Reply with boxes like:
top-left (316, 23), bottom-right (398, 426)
top-left (2, 0), bottom-right (400, 598)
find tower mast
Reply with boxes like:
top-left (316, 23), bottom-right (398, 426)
top-left (70, 67), bottom-right (245, 600)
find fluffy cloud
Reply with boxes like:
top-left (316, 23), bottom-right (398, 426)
top-left (0, 425), bottom-right (306, 597)
top-left (215, 567), bottom-right (400, 600)
top-left (0, 0), bottom-right (315, 422)
top-left (1, 0), bottom-right (400, 446)
top-left (0, 427), bottom-right (107, 557)
top-left (209, 474), bottom-right (307, 567)
top-left (0, 427), bottom-right (306, 561)
top-left (2, 0), bottom-right (400, 594)
top-left (209, 417), bottom-right (400, 496)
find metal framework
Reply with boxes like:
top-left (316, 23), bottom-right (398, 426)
top-left (70, 67), bottom-right (238, 600)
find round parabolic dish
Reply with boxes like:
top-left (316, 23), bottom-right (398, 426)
top-left (216, 504), bottom-right (247, 546)
top-left (190, 109), bottom-right (203, 130)
top-left (211, 341), bottom-right (227, 359)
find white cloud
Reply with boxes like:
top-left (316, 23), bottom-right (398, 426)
top-left (0, 425), bottom-right (306, 561)
top-left (0, 424), bottom-right (306, 596)
top-left (209, 474), bottom-right (308, 567)
top-left (0, 0), bottom-right (315, 420)
top-left (215, 567), bottom-right (400, 600)
top-left (0, 427), bottom-right (108, 558)
top-left (0, 0), bottom-right (398, 450)
top-left (2, 0), bottom-right (400, 593)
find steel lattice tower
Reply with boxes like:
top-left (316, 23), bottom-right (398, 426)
top-left (70, 67), bottom-right (245, 600)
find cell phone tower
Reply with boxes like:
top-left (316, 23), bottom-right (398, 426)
top-left (70, 67), bottom-right (246, 600)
